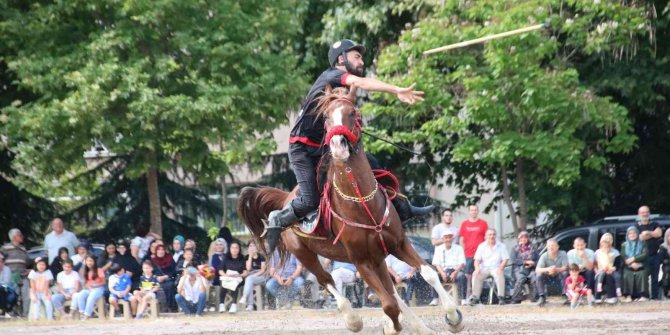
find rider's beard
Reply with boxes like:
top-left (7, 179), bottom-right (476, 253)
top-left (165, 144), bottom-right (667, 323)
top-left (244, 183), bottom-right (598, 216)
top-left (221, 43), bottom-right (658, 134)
top-left (346, 63), bottom-right (365, 77)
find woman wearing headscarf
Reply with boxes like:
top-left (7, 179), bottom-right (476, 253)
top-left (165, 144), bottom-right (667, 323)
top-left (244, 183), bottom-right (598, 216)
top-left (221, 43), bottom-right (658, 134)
top-left (621, 226), bottom-right (648, 302)
top-left (510, 231), bottom-right (539, 303)
top-left (172, 235), bottom-right (185, 263)
top-left (658, 229), bottom-right (670, 298)
top-left (116, 240), bottom-right (142, 290)
top-left (151, 244), bottom-right (177, 311)
top-left (208, 238), bottom-right (227, 312)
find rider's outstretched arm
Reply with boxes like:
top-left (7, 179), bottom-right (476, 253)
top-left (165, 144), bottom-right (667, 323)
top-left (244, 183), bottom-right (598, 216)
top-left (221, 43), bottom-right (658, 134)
top-left (344, 75), bottom-right (424, 104)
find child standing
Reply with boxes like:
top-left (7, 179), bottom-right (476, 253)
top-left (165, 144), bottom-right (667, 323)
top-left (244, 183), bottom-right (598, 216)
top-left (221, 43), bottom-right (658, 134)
top-left (28, 257), bottom-right (54, 320)
top-left (52, 259), bottom-right (80, 319)
top-left (108, 264), bottom-right (135, 317)
top-left (566, 263), bottom-right (593, 309)
top-left (133, 261), bottom-right (160, 319)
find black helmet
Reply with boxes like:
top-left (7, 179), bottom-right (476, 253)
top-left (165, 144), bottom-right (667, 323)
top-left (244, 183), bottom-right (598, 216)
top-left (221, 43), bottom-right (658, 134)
top-left (328, 39), bottom-right (366, 67)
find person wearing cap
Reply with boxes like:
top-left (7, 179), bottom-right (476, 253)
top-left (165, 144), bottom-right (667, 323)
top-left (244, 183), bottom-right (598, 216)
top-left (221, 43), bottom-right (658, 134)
top-left (264, 38), bottom-right (430, 254)
top-left (431, 230), bottom-right (466, 306)
top-left (509, 231), bottom-right (539, 303)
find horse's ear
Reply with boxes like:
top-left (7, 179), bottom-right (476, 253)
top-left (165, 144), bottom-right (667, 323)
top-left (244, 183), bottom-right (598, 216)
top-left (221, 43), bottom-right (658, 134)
top-left (347, 84), bottom-right (358, 103)
top-left (324, 84), bottom-right (333, 95)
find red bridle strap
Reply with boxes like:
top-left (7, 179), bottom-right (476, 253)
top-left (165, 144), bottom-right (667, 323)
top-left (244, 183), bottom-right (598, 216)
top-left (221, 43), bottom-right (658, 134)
top-left (323, 98), bottom-right (361, 146)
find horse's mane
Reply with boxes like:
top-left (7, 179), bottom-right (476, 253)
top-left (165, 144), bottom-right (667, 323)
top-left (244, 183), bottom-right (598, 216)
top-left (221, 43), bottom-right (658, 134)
top-left (314, 86), bottom-right (355, 119)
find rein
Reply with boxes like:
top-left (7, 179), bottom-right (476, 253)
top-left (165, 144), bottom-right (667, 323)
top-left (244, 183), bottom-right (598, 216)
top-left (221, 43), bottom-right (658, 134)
top-left (325, 167), bottom-right (392, 256)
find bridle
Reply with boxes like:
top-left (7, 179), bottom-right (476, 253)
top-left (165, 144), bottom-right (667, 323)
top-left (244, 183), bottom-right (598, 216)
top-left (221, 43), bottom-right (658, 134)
top-left (323, 98), bottom-right (362, 152)
top-left (320, 99), bottom-right (393, 255)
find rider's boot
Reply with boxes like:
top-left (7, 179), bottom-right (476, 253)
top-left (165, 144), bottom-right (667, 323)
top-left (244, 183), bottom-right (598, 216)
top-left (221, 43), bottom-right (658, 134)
top-left (264, 202), bottom-right (299, 255)
top-left (392, 196), bottom-right (435, 222)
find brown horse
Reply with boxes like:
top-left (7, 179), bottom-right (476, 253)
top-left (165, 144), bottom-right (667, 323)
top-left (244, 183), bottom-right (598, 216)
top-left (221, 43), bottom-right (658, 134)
top-left (237, 87), bottom-right (463, 334)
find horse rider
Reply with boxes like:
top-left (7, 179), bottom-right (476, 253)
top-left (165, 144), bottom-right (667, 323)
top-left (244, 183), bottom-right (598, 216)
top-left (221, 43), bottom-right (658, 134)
top-left (264, 39), bottom-right (433, 254)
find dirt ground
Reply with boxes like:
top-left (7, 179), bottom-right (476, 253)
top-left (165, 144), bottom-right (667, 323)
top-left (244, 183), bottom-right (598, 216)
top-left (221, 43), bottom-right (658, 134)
top-left (2, 301), bottom-right (669, 335)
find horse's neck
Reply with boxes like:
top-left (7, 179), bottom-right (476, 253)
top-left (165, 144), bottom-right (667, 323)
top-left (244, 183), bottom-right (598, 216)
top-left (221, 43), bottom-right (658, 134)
top-left (329, 150), bottom-right (378, 203)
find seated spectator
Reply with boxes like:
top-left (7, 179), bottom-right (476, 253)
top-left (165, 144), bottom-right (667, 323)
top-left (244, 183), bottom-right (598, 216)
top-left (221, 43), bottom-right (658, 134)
top-left (330, 261), bottom-right (357, 296)
top-left (659, 229), bottom-right (670, 298)
top-left (510, 231), bottom-right (539, 303)
top-left (567, 237), bottom-right (596, 293)
top-left (176, 248), bottom-right (196, 275)
top-left (98, 241), bottom-right (119, 276)
top-left (172, 235), bottom-right (185, 263)
top-left (71, 243), bottom-right (90, 272)
top-left (621, 226), bottom-right (648, 302)
top-left (28, 257), bottom-right (54, 320)
top-left (0, 253), bottom-right (18, 316)
top-left (73, 255), bottom-right (106, 320)
top-left (108, 264), bottom-right (135, 317)
top-left (49, 247), bottom-right (70, 277)
top-left (184, 239), bottom-right (203, 263)
top-left (266, 252), bottom-right (304, 310)
top-left (535, 239), bottom-right (568, 307)
top-left (52, 259), bottom-right (80, 319)
top-left (218, 241), bottom-right (247, 313)
top-left (431, 230), bottom-right (467, 306)
top-left (142, 239), bottom-right (164, 263)
top-left (239, 240), bottom-right (266, 311)
top-left (469, 228), bottom-right (508, 306)
top-left (594, 233), bottom-right (622, 304)
top-left (175, 261), bottom-right (207, 317)
top-left (151, 245), bottom-right (176, 312)
top-left (566, 263), bottom-right (593, 309)
top-left (386, 254), bottom-right (419, 305)
top-left (133, 261), bottom-right (160, 319)
top-left (115, 240), bottom-right (141, 290)
top-left (209, 238), bottom-right (226, 288)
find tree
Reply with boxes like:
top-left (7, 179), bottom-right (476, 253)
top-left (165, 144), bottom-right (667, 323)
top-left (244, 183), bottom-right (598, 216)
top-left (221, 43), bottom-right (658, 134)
top-left (364, 0), bottom-right (643, 234)
top-left (1, 1), bottom-right (308, 236)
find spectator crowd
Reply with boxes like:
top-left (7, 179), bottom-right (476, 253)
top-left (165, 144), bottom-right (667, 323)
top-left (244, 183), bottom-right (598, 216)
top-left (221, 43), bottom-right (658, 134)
top-left (0, 204), bottom-right (668, 322)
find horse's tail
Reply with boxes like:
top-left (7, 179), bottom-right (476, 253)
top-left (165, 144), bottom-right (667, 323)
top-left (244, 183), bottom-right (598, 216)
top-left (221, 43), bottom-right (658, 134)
top-left (236, 186), bottom-right (290, 265)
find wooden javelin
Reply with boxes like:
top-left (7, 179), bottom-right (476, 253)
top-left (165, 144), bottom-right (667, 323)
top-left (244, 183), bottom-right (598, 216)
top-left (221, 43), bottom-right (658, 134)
top-left (423, 23), bottom-right (548, 55)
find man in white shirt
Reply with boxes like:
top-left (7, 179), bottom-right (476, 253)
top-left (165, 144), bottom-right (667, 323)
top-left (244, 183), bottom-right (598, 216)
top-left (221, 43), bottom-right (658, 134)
top-left (470, 228), bottom-right (509, 305)
top-left (431, 230), bottom-right (467, 305)
top-left (44, 218), bottom-right (79, 264)
top-left (431, 209), bottom-right (459, 247)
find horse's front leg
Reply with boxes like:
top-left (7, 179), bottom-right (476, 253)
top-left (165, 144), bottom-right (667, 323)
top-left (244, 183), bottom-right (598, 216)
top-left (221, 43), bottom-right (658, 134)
top-left (356, 261), bottom-right (402, 334)
top-left (394, 238), bottom-right (464, 333)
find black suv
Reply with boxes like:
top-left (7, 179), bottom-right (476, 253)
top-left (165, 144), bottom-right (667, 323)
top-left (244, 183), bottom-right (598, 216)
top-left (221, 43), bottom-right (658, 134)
top-left (549, 214), bottom-right (670, 252)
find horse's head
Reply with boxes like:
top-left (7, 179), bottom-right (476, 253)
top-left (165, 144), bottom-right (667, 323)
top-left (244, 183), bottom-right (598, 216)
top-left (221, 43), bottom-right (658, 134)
top-left (319, 85), bottom-right (361, 161)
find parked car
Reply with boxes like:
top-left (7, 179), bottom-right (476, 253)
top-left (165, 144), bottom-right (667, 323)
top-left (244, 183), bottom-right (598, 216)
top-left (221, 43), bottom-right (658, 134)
top-left (27, 243), bottom-right (105, 261)
top-left (546, 214), bottom-right (670, 253)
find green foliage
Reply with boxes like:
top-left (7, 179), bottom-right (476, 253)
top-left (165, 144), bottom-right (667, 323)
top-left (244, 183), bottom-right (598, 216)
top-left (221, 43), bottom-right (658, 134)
top-left (1, 0), bottom-right (307, 187)
top-left (365, 0), bottom-right (645, 228)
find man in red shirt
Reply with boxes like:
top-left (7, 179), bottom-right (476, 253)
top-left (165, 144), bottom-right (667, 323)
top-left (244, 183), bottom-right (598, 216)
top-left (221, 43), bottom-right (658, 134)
top-left (458, 205), bottom-right (489, 279)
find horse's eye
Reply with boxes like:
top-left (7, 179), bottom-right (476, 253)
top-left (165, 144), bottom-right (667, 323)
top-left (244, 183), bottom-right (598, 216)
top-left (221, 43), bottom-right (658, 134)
top-left (349, 111), bottom-right (355, 117)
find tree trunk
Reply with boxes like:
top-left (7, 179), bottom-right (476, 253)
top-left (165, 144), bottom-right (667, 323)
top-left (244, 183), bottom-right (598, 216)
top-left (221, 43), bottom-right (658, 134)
top-left (146, 155), bottom-right (162, 237)
top-left (500, 166), bottom-right (519, 236)
top-left (220, 177), bottom-right (228, 227)
top-left (515, 159), bottom-right (528, 231)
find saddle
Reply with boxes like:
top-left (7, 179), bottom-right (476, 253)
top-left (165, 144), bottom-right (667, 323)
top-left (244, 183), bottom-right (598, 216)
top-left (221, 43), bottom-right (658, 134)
top-left (292, 165), bottom-right (399, 240)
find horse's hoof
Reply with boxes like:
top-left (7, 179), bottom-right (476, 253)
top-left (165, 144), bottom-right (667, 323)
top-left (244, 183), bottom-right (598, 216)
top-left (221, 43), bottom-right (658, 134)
top-left (344, 313), bottom-right (363, 333)
top-left (383, 321), bottom-right (400, 335)
top-left (445, 309), bottom-right (464, 333)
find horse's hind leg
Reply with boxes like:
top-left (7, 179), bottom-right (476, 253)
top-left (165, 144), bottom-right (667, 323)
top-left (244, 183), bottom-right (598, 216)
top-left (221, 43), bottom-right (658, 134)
top-left (297, 250), bottom-right (363, 333)
top-left (394, 238), bottom-right (464, 333)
